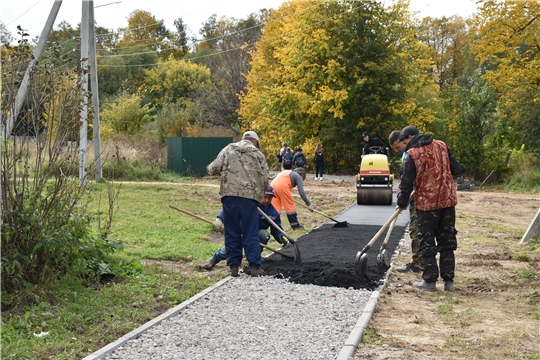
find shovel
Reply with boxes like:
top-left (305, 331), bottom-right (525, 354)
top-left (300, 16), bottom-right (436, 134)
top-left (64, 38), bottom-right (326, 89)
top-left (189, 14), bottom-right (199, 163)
top-left (376, 194), bottom-right (415, 274)
top-left (168, 204), bottom-right (293, 260)
top-left (295, 200), bottom-right (348, 227)
top-left (354, 191), bottom-right (414, 278)
top-left (376, 216), bottom-right (397, 274)
top-left (257, 208), bottom-right (302, 265)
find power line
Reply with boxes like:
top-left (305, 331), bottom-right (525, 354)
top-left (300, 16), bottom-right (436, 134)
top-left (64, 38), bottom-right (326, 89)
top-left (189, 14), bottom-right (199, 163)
top-left (6, 0), bottom-right (43, 26)
top-left (97, 1), bottom-right (365, 68)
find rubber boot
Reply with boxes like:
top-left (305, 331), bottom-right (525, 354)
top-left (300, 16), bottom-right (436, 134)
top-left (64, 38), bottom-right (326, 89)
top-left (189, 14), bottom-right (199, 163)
top-left (229, 264), bottom-right (239, 277)
top-left (443, 280), bottom-right (455, 291)
top-left (250, 263), bottom-right (265, 277)
top-left (413, 280), bottom-right (436, 292)
top-left (197, 257), bottom-right (218, 271)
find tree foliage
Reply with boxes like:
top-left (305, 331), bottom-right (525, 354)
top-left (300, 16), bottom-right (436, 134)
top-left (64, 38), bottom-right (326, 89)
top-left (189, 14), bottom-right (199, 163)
top-left (240, 0), bottom-right (437, 171)
top-left (188, 12), bottom-right (266, 132)
top-left (1, 33), bottom-right (120, 293)
top-left (470, 0), bottom-right (540, 153)
top-left (100, 92), bottom-right (153, 138)
top-left (143, 57), bottom-right (211, 108)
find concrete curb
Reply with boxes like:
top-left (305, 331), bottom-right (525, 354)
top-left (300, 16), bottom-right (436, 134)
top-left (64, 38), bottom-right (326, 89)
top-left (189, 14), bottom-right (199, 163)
top-left (336, 289), bottom-right (381, 360)
top-left (81, 276), bottom-right (232, 360)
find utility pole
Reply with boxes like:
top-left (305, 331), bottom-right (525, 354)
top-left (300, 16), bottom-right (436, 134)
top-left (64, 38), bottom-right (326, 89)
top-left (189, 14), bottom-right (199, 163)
top-left (79, 0), bottom-right (90, 186)
top-left (5, 0), bottom-right (63, 137)
top-left (88, 0), bottom-right (102, 181)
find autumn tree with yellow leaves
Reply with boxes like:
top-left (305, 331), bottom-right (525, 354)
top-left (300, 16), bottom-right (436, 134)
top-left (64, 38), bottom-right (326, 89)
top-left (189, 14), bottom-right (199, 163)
top-left (239, 0), bottom-right (438, 171)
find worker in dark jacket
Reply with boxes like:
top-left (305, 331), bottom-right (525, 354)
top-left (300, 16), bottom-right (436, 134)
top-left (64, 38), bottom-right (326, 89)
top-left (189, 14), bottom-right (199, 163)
top-left (397, 126), bottom-right (461, 292)
top-left (197, 186), bottom-right (286, 272)
top-left (362, 131), bottom-right (386, 157)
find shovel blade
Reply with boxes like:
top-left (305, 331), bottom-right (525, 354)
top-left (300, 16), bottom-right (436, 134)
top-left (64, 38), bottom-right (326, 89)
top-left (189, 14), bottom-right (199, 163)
top-left (377, 249), bottom-right (390, 274)
top-left (292, 242), bottom-right (302, 265)
top-left (354, 252), bottom-right (368, 278)
top-left (332, 221), bottom-right (348, 228)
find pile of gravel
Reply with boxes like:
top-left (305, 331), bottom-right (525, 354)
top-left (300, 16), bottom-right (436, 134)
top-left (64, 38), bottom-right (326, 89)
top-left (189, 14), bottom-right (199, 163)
top-left (104, 275), bottom-right (372, 360)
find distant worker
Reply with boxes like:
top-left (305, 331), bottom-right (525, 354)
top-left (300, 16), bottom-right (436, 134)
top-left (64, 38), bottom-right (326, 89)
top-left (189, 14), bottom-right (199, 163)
top-left (312, 143), bottom-right (325, 181)
top-left (362, 131), bottom-right (386, 157)
top-left (396, 126), bottom-right (461, 292)
top-left (388, 129), bottom-right (422, 273)
top-left (282, 147), bottom-right (294, 170)
top-left (271, 167), bottom-right (313, 230)
top-left (278, 142), bottom-right (288, 171)
top-left (206, 131), bottom-right (269, 277)
top-left (198, 186), bottom-right (286, 272)
top-left (292, 147), bottom-right (308, 169)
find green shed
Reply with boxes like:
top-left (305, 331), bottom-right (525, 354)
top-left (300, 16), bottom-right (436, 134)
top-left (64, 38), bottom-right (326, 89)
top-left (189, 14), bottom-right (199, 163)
top-left (167, 137), bottom-right (233, 176)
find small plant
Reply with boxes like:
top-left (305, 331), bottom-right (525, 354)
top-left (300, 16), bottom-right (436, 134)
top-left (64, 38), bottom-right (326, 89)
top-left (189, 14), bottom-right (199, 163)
top-left (514, 253), bottom-right (531, 262)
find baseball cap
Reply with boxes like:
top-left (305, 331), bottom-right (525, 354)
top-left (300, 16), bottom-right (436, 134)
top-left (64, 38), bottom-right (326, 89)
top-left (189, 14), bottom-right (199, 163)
top-left (362, 131), bottom-right (371, 137)
top-left (242, 131), bottom-right (260, 141)
top-left (293, 167), bottom-right (306, 178)
top-left (264, 185), bottom-right (275, 197)
top-left (397, 126), bottom-right (419, 142)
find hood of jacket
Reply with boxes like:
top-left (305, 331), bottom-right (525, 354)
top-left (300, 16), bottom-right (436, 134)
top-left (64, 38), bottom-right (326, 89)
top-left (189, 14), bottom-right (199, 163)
top-left (229, 139), bottom-right (259, 153)
top-left (406, 133), bottom-right (433, 149)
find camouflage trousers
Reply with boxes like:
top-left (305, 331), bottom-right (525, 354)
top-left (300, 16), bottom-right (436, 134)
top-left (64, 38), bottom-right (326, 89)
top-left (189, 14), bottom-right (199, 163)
top-left (416, 207), bottom-right (458, 282)
top-left (409, 201), bottom-right (421, 264)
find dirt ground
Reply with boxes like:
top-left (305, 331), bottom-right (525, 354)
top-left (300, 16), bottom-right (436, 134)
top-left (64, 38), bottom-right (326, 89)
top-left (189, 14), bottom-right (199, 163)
top-left (350, 190), bottom-right (540, 359)
top-left (180, 176), bottom-right (540, 359)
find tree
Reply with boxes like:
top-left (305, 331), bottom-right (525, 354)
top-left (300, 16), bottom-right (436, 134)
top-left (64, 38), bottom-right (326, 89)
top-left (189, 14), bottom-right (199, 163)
top-left (100, 92), bottom-right (153, 138)
top-left (417, 15), bottom-right (469, 90)
top-left (470, 0), bottom-right (540, 153)
top-left (119, 10), bottom-right (172, 60)
top-left (143, 56), bottom-right (211, 109)
top-left (188, 12), bottom-right (266, 132)
top-left (0, 21), bottom-right (14, 46)
top-left (239, 0), bottom-right (438, 171)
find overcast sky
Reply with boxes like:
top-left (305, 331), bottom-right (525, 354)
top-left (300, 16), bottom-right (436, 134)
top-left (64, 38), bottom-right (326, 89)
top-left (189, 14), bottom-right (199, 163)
top-left (2, 0), bottom-right (480, 42)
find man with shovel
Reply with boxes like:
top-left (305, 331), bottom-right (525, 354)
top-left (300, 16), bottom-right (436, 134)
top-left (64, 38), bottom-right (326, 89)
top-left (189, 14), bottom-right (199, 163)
top-left (396, 126), bottom-right (461, 292)
top-left (207, 131), bottom-right (269, 277)
top-left (198, 186), bottom-right (287, 272)
top-left (271, 167), bottom-right (314, 230)
top-left (389, 129), bottom-right (422, 274)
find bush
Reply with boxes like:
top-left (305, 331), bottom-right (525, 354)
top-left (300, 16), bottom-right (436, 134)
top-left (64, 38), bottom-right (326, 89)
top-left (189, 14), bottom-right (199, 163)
top-left (1, 32), bottom-right (120, 298)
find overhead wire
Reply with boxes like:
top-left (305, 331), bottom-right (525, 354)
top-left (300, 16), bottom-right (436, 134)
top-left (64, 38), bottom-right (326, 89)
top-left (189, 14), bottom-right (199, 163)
top-left (96, 1), bottom-right (329, 65)
top-left (97, 1), bottom-right (363, 68)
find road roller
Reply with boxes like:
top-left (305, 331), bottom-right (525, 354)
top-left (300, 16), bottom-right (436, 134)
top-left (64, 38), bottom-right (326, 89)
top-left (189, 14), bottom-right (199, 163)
top-left (356, 148), bottom-right (393, 205)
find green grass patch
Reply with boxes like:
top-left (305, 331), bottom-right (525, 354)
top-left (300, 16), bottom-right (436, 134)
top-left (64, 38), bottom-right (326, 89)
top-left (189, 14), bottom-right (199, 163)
top-left (518, 269), bottom-right (539, 280)
top-left (514, 253), bottom-right (531, 262)
top-left (2, 178), bottom-right (227, 359)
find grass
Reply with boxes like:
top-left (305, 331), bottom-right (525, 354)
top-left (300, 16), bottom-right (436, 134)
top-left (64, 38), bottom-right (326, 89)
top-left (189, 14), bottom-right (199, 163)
top-left (1, 177), bottom-right (229, 360)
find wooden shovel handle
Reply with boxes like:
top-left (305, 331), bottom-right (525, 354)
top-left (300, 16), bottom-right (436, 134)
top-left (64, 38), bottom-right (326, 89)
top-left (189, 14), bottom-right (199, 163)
top-left (169, 205), bottom-right (215, 226)
top-left (294, 200), bottom-right (341, 223)
top-left (260, 243), bottom-right (293, 259)
top-left (257, 208), bottom-right (295, 244)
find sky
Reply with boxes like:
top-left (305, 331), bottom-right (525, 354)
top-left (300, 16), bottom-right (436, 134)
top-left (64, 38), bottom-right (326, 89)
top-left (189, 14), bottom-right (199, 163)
top-left (2, 0), bottom-right (480, 42)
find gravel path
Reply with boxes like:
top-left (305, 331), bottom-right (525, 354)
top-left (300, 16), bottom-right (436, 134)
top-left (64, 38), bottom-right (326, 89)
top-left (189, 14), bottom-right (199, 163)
top-left (104, 276), bottom-right (372, 360)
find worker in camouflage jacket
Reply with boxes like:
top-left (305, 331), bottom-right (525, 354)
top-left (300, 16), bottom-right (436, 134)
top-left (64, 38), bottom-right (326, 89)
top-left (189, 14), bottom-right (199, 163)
top-left (396, 126), bottom-right (461, 292)
top-left (207, 131), bottom-right (269, 277)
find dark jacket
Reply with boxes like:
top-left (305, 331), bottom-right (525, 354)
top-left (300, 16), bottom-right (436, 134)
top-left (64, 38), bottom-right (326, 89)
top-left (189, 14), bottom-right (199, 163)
top-left (363, 136), bottom-right (386, 155)
top-left (313, 149), bottom-right (325, 165)
top-left (397, 134), bottom-right (461, 211)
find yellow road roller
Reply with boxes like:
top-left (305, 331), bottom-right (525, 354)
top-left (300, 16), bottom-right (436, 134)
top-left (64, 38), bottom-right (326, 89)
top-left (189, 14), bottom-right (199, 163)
top-left (356, 150), bottom-right (393, 205)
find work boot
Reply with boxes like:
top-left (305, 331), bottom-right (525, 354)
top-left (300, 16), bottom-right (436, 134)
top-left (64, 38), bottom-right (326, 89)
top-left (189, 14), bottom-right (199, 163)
top-left (413, 280), bottom-right (437, 292)
top-left (229, 264), bottom-right (239, 277)
top-left (197, 257), bottom-right (218, 271)
top-left (396, 262), bottom-right (423, 273)
top-left (443, 280), bottom-right (455, 291)
top-left (250, 264), bottom-right (265, 277)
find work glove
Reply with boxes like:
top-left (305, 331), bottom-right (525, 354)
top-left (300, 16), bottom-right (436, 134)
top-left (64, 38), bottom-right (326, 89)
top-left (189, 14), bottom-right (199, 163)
top-left (279, 236), bottom-right (288, 246)
top-left (307, 205), bottom-right (314, 212)
top-left (213, 218), bottom-right (224, 230)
